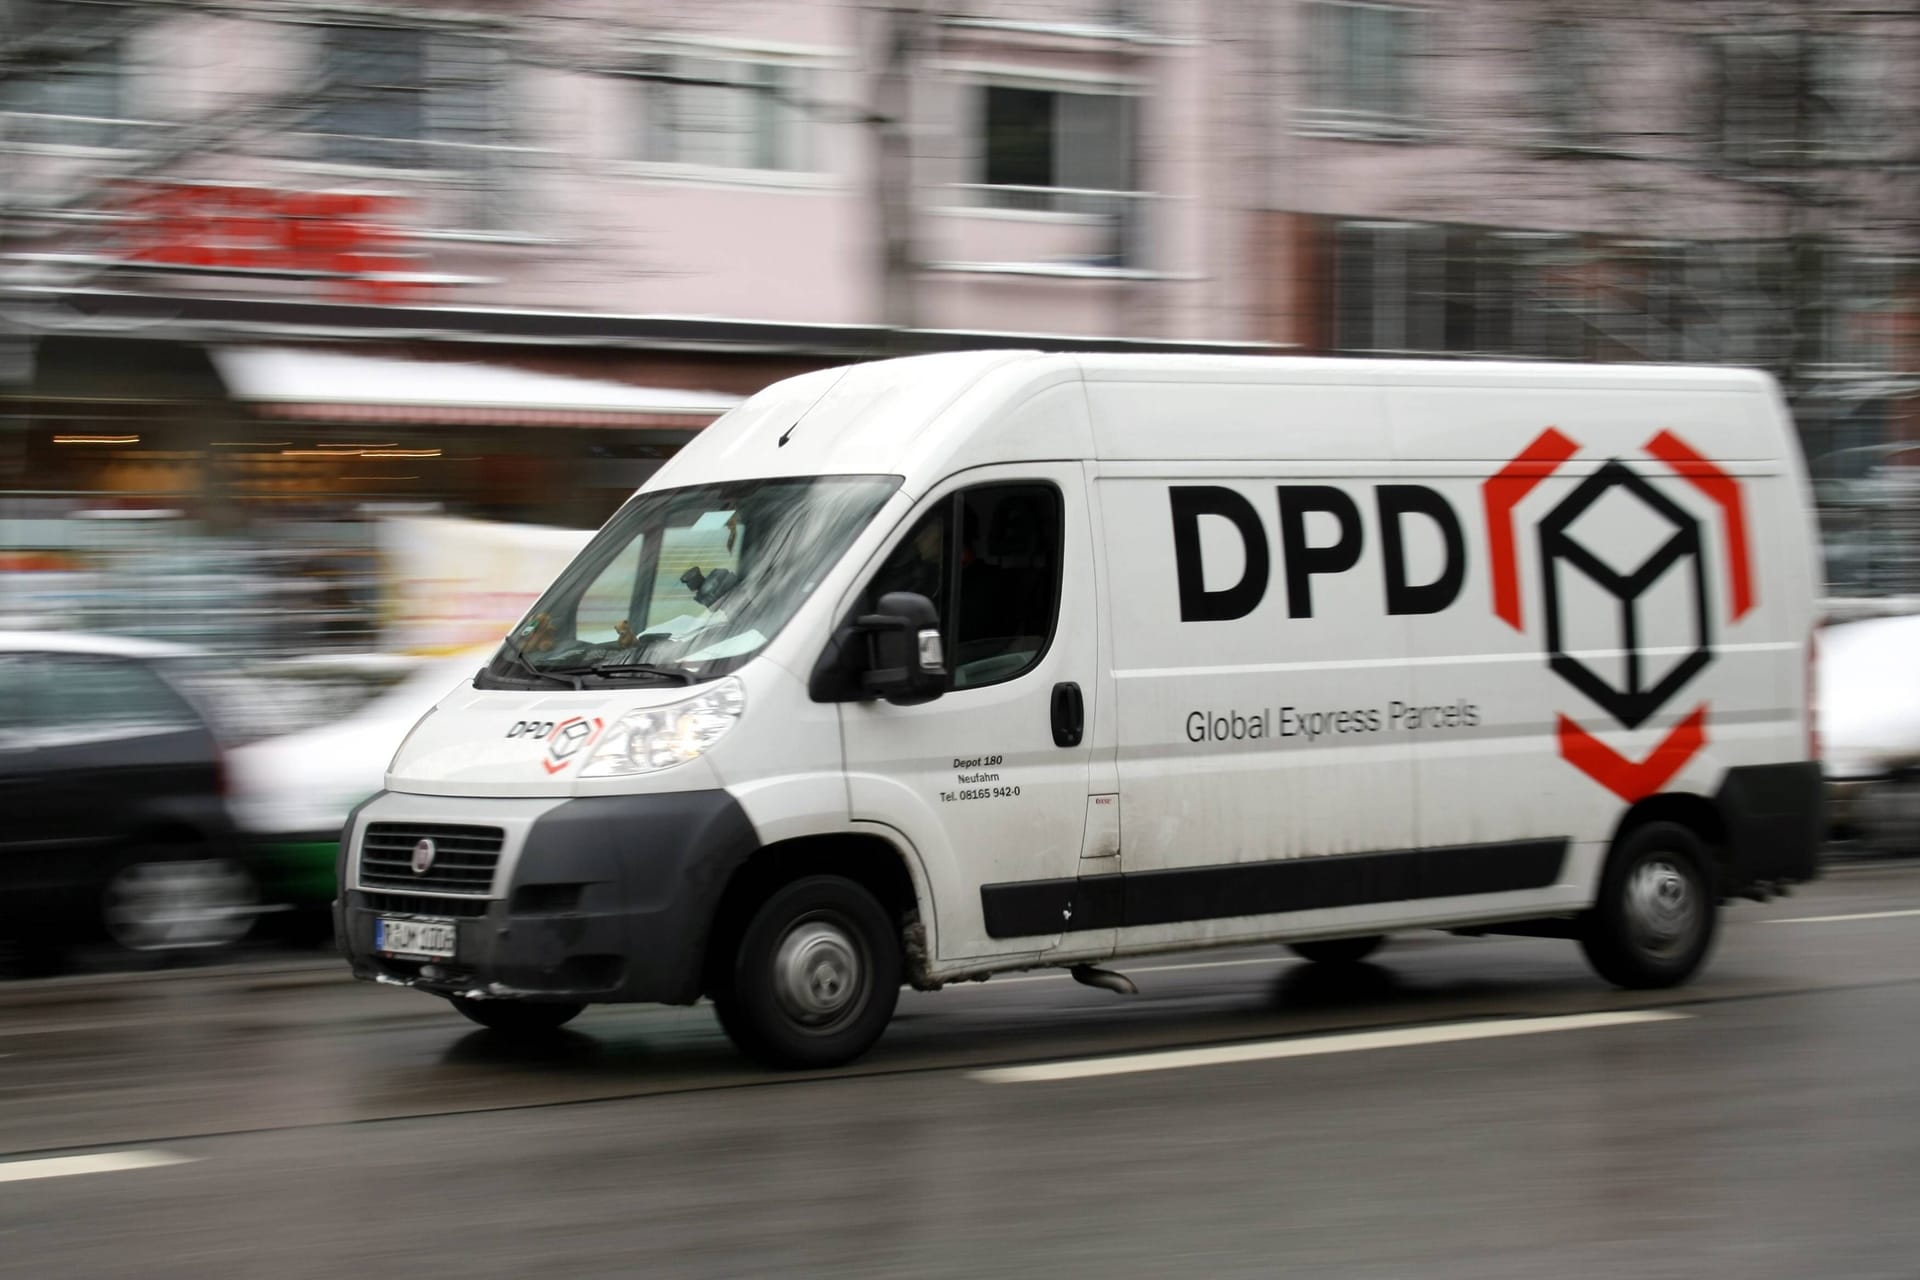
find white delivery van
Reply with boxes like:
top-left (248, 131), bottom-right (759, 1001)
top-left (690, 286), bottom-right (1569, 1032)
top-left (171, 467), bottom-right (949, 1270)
top-left (338, 353), bottom-right (1824, 1067)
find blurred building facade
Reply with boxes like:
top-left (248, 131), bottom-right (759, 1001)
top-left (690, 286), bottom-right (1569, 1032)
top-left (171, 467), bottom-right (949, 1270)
top-left (2, 0), bottom-right (1917, 634)
top-left (0, 0), bottom-right (1250, 333)
top-left (1240, 0), bottom-right (1920, 595)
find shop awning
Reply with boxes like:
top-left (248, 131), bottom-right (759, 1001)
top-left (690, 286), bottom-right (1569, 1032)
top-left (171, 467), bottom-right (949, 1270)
top-left (211, 345), bottom-right (742, 428)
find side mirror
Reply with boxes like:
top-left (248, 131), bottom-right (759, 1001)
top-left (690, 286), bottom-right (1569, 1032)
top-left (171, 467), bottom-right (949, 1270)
top-left (855, 591), bottom-right (949, 705)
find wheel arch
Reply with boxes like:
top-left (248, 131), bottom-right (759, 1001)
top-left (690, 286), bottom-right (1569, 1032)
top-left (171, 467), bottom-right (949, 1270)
top-left (700, 830), bottom-right (929, 997)
top-left (1608, 791), bottom-right (1730, 893)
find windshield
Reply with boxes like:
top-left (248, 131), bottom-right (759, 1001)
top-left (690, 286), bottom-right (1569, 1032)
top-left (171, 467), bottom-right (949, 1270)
top-left (481, 475), bottom-right (899, 688)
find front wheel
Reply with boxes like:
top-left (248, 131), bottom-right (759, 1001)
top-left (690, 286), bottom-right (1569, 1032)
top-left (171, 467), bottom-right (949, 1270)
top-left (1579, 821), bottom-right (1717, 990)
top-left (447, 996), bottom-right (584, 1036)
top-left (712, 875), bottom-right (902, 1069)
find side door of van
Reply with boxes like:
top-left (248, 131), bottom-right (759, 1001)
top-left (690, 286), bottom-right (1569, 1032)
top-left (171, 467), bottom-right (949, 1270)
top-left (838, 464), bottom-right (1105, 965)
top-left (1095, 463), bottom-right (1420, 948)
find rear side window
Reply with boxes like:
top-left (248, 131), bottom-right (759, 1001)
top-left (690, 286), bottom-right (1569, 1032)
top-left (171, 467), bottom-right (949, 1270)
top-left (32, 655), bottom-right (202, 735)
top-left (866, 483), bottom-right (1062, 690)
top-left (0, 656), bottom-right (32, 741)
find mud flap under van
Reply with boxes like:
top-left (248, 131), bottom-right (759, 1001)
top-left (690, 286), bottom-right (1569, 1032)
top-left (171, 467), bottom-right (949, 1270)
top-left (1715, 762), bottom-right (1824, 890)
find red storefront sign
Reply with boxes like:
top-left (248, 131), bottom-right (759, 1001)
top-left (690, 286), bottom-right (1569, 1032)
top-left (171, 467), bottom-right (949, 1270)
top-left (113, 184), bottom-right (425, 303)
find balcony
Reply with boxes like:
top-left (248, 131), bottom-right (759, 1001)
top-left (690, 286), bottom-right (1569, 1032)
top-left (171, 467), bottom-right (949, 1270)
top-left (929, 183), bottom-right (1167, 279)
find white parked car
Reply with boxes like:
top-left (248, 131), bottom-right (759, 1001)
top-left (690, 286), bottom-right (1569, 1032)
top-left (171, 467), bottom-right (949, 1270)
top-left (227, 649), bottom-right (495, 929)
top-left (1819, 613), bottom-right (1920, 851)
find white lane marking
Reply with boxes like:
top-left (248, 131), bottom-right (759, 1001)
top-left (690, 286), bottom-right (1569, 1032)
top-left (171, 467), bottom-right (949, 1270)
top-left (1763, 908), bottom-right (1920, 924)
top-left (972, 1010), bottom-right (1690, 1084)
top-left (0, 1149), bottom-right (195, 1183)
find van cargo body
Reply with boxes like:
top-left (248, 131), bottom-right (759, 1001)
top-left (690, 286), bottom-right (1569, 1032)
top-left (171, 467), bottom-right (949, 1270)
top-left (338, 353), bottom-right (1823, 1066)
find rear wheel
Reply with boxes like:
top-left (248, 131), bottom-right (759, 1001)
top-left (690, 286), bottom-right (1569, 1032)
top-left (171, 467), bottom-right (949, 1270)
top-left (447, 996), bottom-right (583, 1036)
top-left (712, 875), bottom-right (901, 1069)
top-left (1287, 935), bottom-right (1386, 965)
top-left (1579, 821), bottom-right (1717, 989)
top-left (101, 854), bottom-right (258, 954)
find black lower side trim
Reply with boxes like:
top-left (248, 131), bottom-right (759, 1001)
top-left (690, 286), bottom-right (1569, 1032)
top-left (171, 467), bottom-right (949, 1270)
top-left (980, 838), bottom-right (1568, 940)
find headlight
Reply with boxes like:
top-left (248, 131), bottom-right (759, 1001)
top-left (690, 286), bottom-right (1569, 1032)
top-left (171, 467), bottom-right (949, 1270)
top-left (580, 678), bottom-right (746, 777)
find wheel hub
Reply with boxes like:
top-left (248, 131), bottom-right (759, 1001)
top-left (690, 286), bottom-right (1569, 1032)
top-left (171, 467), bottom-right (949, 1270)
top-left (1624, 858), bottom-right (1698, 959)
top-left (772, 919), bottom-right (864, 1025)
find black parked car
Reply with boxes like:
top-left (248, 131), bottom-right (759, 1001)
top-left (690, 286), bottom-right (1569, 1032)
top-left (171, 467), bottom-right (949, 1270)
top-left (0, 632), bottom-right (257, 965)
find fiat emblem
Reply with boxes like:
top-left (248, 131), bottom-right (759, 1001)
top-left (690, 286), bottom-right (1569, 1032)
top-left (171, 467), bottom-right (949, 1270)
top-left (411, 838), bottom-right (436, 875)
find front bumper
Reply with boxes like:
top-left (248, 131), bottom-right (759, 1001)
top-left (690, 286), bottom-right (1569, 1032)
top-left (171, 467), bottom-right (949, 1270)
top-left (336, 789), bottom-right (760, 1006)
top-left (341, 886), bottom-right (639, 1001)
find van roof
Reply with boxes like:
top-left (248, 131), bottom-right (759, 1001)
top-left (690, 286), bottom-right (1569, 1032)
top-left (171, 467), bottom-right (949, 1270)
top-left (1069, 353), bottom-right (1777, 391)
top-left (647, 352), bottom-right (1783, 494)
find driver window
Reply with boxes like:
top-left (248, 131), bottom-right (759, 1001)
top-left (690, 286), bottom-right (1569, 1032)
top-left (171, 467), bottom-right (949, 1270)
top-left (864, 483), bottom-right (1060, 691)
top-left (951, 485), bottom-right (1060, 689)
top-left (867, 503), bottom-right (950, 615)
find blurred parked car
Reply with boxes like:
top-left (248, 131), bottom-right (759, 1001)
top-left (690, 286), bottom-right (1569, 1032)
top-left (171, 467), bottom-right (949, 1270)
top-left (228, 648), bottom-right (492, 935)
top-left (1819, 613), bottom-right (1920, 853)
top-left (0, 632), bottom-right (257, 967)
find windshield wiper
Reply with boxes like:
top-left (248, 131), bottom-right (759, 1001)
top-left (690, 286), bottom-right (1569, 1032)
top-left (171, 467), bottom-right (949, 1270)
top-left (502, 638), bottom-right (582, 691)
top-left (554, 662), bottom-right (696, 686)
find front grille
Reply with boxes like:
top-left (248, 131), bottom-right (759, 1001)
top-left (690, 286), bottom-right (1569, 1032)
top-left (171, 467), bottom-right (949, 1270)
top-left (360, 822), bottom-right (503, 895)
top-left (359, 890), bottom-right (491, 919)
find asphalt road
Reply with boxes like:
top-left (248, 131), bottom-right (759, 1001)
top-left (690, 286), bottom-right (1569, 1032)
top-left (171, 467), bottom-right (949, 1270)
top-left (2, 858), bottom-right (1918, 1278)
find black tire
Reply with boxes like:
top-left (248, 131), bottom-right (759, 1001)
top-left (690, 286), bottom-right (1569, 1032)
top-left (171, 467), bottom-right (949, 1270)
top-left (1287, 935), bottom-right (1386, 965)
top-left (711, 875), bottom-right (902, 1069)
top-left (447, 996), bottom-right (584, 1036)
top-left (100, 851), bottom-right (258, 956)
top-left (1579, 820), bottom-right (1717, 990)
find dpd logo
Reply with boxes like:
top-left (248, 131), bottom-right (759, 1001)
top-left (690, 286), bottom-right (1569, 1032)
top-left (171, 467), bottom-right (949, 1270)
top-left (541, 715), bottom-right (605, 775)
top-left (1483, 428), bottom-right (1755, 801)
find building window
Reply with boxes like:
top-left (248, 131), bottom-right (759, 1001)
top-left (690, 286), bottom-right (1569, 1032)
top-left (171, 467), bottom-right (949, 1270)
top-left (1300, 1), bottom-right (1422, 137)
top-left (311, 24), bottom-right (501, 170)
top-left (0, 28), bottom-right (128, 149)
top-left (1532, 22), bottom-right (1604, 147)
top-left (1599, 243), bottom-right (1688, 364)
top-left (1709, 33), bottom-right (1880, 166)
top-left (1472, 232), bottom-right (1584, 359)
top-left (1335, 222), bottom-right (1442, 352)
top-left (1808, 249), bottom-right (1897, 369)
top-left (1679, 241), bottom-right (1794, 368)
top-left (1806, 37), bottom-right (1882, 161)
top-left (632, 56), bottom-right (809, 172)
top-left (1334, 222), bottom-right (1585, 358)
top-left (969, 82), bottom-right (1142, 266)
top-left (980, 84), bottom-right (1136, 203)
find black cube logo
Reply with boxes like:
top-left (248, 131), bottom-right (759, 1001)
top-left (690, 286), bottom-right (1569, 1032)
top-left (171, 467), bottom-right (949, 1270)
top-left (540, 714), bottom-right (605, 776)
top-left (1484, 427), bottom-right (1754, 803)
top-left (1538, 461), bottom-right (1713, 730)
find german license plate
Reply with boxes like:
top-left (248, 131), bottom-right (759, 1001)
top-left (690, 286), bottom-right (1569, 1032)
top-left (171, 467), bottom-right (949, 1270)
top-left (375, 916), bottom-right (457, 959)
